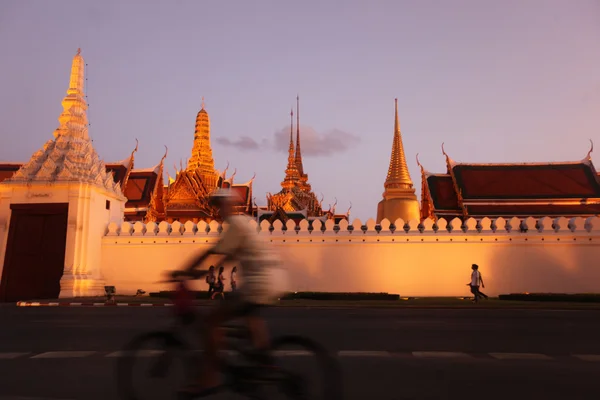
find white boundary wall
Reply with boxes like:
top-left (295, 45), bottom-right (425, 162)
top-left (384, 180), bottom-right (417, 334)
top-left (101, 216), bottom-right (600, 297)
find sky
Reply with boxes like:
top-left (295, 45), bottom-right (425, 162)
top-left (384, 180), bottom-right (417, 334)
top-left (0, 0), bottom-right (598, 222)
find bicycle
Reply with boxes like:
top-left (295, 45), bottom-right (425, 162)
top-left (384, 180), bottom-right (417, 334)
top-left (116, 275), bottom-right (343, 400)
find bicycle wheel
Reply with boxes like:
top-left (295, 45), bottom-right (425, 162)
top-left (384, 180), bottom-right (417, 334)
top-left (269, 335), bottom-right (343, 400)
top-left (116, 331), bottom-right (195, 400)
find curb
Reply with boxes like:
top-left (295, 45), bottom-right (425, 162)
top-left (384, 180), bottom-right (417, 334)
top-left (16, 301), bottom-right (174, 307)
top-left (14, 301), bottom-right (600, 311)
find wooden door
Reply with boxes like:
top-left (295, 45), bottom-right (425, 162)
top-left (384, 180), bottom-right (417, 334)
top-left (0, 203), bottom-right (69, 302)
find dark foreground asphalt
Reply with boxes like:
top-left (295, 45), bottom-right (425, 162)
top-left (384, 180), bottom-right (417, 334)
top-left (0, 306), bottom-right (599, 399)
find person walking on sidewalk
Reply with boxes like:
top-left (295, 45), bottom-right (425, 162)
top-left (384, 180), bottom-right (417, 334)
top-left (468, 264), bottom-right (488, 303)
top-left (230, 266), bottom-right (238, 292)
top-left (206, 265), bottom-right (216, 299)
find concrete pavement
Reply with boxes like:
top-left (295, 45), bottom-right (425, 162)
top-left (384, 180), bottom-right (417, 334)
top-left (0, 306), bottom-right (599, 399)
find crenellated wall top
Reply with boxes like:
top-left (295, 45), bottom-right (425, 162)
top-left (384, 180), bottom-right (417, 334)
top-left (105, 216), bottom-right (600, 238)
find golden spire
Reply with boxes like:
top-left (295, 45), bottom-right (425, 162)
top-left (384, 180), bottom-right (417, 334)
top-left (384, 98), bottom-right (413, 189)
top-left (376, 98), bottom-right (419, 224)
top-left (281, 108), bottom-right (300, 189)
top-left (294, 95), bottom-right (305, 177)
top-left (187, 99), bottom-right (217, 186)
top-left (53, 48), bottom-right (88, 139)
top-left (293, 95), bottom-right (311, 191)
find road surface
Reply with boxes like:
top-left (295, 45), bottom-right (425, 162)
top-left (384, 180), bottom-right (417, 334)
top-left (0, 305), bottom-right (599, 399)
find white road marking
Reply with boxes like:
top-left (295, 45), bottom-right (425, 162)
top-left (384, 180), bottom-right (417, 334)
top-left (338, 351), bottom-right (391, 357)
top-left (412, 351), bottom-right (471, 358)
top-left (0, 349), bottom-right (593, 362)
top-left (0, 396), bottom-right (76, 400)
top-left (573, 354), bottom-right (600, 361)
top-left (30, 351), bottom-right (97, 359)
top-left (105, 350), bottom-right (164, 357)
top-left (489, 353), bottom-right (552, 360)
top-left (273, 350), bottom-right (313, 356)
top-left (0, 352), bottom-right (30, 359)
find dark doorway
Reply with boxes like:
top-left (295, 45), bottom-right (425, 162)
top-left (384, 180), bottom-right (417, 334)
top-left (0, 203), bottom-right (69, 302)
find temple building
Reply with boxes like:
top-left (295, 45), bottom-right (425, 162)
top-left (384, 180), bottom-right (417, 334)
top-left (104, 100), bottom-right (254, 224)
top-left (0, 49), bottom-right (127, 300)
top-left (155, 100), bottom-right (254, 223)
top-left (0, 73), bottom-right (254, 224)
top-left (418, 142), bottom-right (600, 221)
top-left (376, 99), bottom-right (420, 224)
top-left (257, 96), bottom-right (350, 225)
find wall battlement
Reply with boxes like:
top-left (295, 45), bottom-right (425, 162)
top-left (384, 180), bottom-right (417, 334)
top-left (105, 216), bottom-right (600, 239)
top-left (101, 215), bottom-right (600, 298)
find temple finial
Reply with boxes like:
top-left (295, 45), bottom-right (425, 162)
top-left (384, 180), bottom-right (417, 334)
top-left (290, 108), bottom-right (294, 143)
top-left (201, 96), bottom-right (205, 109)
top-left (441, 142), bottom-right (456, 173)
top-left (76, 48), bottom-right (81, 56)
top-left (295, 95), bottom-right (305, 177)
top-left (586, 139), bottom-right (594, 160)
top-left (394, 98), bottom-right (399, 134)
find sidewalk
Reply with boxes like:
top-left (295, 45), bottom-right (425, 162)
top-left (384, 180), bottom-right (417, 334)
top-left (13, 296), bottom-right (600, 310)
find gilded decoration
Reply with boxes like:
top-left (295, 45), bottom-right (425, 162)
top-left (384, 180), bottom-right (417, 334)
top-left (376, 98), bottom-right (420, 224)
top-left (264, 96), bottom-right (345, 223)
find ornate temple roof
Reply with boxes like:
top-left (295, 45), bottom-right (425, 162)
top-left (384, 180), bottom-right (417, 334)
top-left (420, 142), bottom-right (600, 220)
top-left (0, 163), bottom-right (22, 183)
top-left (2, 49), bottom-right (124, 199)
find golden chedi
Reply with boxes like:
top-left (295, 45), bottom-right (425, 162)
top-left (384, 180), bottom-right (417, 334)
top-left (376, 98), bottom-right (420, 224)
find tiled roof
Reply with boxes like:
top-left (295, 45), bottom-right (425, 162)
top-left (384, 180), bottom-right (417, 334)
top-left (123, 170), bottom-right (159, 209)
top-left (452, 162), bottom-right (600, 199)
top-left (422, 157), bottom-right (600, 219)
top-left (0, 163), bottom-right (22, 183)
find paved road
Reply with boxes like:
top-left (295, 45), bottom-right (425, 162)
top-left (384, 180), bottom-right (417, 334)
top-left (0, 306), bottom-right (599, 399)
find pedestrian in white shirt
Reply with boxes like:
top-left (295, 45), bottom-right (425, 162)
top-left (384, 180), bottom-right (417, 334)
top-left (467, 264), bottom-right (488, 303)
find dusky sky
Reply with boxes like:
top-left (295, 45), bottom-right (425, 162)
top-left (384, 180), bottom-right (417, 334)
top-left (0, 0), bottom-right (598, 221)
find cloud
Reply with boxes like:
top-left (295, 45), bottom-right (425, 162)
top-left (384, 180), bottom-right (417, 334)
top-left (216, 126), bottom-right (360, 157)
top-left (215, 136), bottom-right (266, 150)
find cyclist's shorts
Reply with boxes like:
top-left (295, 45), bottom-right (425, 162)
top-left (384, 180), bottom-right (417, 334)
top-left (224, 291), bottom-right (265, 317)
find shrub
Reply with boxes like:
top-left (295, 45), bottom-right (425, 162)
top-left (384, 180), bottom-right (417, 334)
top-left (280, 292), bottom-right (399, 301)
top-left (498, 293), bottom-right (600, 303)
top-left (149, 291), bottom-right (400, 301)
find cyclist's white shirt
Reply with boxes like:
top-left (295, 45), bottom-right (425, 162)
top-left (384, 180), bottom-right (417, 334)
top-left (212, 215), bottom-right (285, 304)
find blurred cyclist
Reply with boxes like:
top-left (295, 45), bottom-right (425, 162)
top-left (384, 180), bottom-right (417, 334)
top-left (170, 188), bottom-right (286, 396)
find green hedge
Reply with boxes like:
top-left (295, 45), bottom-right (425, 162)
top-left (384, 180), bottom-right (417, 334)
top-left (149, 291), bottom-right (210, 299)
top-left (499, 293), bottom-right (600, 303)
top-left (149, 291), bottom-right (400, 301)
top-left (280, 292), bottom-right (399, 301)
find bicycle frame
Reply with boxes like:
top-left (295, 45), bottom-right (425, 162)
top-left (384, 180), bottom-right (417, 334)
top-left (169, 278), bottom-right (268, 366)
